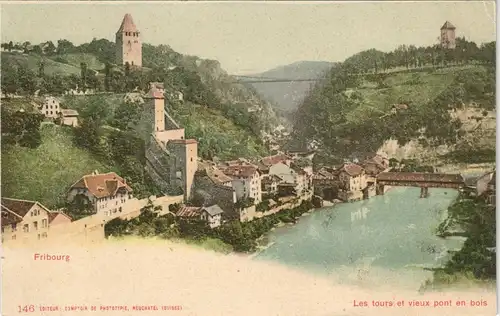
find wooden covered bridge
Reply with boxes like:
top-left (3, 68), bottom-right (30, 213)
top-left (376, 172), bottom-right (465, 198)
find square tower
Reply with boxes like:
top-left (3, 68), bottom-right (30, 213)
top-left (167, 139), bottom-right (198, 201)
top-left (440, 21), bottom-right (456, 49)
top-left (116, 13), bottom-right (142, 67)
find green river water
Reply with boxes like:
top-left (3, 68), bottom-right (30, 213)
top-left (254, 187), bottom-right (465, 291)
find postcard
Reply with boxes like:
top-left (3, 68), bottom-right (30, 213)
top-left (0, 1), bottom-right (497, 315)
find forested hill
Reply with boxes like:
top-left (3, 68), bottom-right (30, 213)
top-left (292, 38), bottom-right (496, 164)
top-left (1, 39), bottom-right (280, 159)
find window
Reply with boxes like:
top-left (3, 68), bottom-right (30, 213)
top-left (12, 235), bottom-right (16, 240)
top-left (42, 232), bottom-right (47, 238)
top-left (42, 219), bottom-right (48, 228)
top-left (23, 224), bottom-right (29, 233)
top-left (37, 234), bottom-right (41, 240)
top-left (11, 223), bottom-right (16, 231)
top-left (33, 221), bottom-right (38, 230)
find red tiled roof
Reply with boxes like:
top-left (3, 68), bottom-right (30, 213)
top-left (340, 164), bottom-right (364, 177)
top-left (117, 13), bottom-right (138, 33)
top-left (260, 154), bottom-right (291, 167)
top-left (1, 206), bottom-right (23, 227)
top-left (48, 211), bottom-right (72, 223)
top-left (206, 167), bottom-right (233, 185)
top-left (70, 172), bottom-right (133, 199)
top-left (176, 206), bottom-right (201, 218)
top-left (377, 172), bottom-right (464, 183)
top-left (222, 165), bottom-right (259, 178)
top-left (1, 198), bottom-right (37, 217)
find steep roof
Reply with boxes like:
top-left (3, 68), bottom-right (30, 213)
top-left (117, 13), bottom-right (138, 33)
top-left (262, 174), bottom-right (282, 184)
top-left (176, 206), bottom-right (201, 218)
top-left (201, 205), bottom-right (224, 217)
top-left (1, 207), bottom-right (23, 227)
top-left (1, 198), bottom-right (37, 217)
top-left (441, 21), bottom-right (456, 30)
top-left (70, 171), bottom-right (133, 199)
top-left (206, 167), bottom-right (233, 185)
top-left (339, 163), bottom-right (364, 177)
top-left (48, 211), bottom-right (72, 223)
top-left (222, 165), bottom-right (259, 178)
top-left (260, 154), bottom-right (291, 167)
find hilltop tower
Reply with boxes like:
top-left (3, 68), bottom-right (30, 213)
top-left (115, 13), bottom-right (142, 67)
top-left (440, 21), bottom-right (456, 49)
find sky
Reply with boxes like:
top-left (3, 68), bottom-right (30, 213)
top-left (0, 1), bottom-right (496, 75)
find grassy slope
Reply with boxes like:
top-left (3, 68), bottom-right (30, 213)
top-left (58, 53), bottom-right (104, 70)
top-left (170, 102), bottom-right (268, 160)
top-left (2, 52), bottom-right (105, 75)
top-left (1, 124), bottom-right (110, 207)
top-left (2, 52), bottom-right (81, 75)
top-left (345, 65), bottom-right (479, 124)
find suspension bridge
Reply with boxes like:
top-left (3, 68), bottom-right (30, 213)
top-left (232, 75), bottom-right (329, 83)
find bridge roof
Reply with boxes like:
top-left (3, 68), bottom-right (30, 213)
top-left (377, 172), bottom-right (464, 183)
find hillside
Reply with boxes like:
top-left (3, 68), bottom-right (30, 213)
top-left (292, 41), bottom-right (496, 165)
top-left (1, 124), bottom-right (110, 207)
top-left (1, 39), bottom-right (280, 156)
top-left (1, 39), bottom-right (281, 206)
top-left (243, 61), bottom-right (336, 115)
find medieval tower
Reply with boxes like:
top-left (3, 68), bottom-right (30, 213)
top-left (115, 13), bottom-right (142, 67)
top-left (440, 21), bottom-right (456, 49)
top-left (143, 84), bottom-right (198, 202)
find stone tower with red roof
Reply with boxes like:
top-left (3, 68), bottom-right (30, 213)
top-left (440, 21), bottom-right (456, 49)
top-left (116, 13), bottom-right (142, 67)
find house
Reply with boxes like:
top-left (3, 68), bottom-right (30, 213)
top-left (200, 205), bottom-right (224, 228)
top-left (67, 170), bottom-right (133, 216)
top-left (261, 174), bottom-right (282, 195)
top-left (260, 154), bottom-right (292, 169)
top-left (267, 162), bottom-right (308, 196)
top-left (0, 198), bottom-right (70, 243)
top-left (40, 96), bottom-right (61, 118)
top-left (338, 163), bottom-right (366, 191)
top-left (204, 166), bottom-right (233, 187)
top-left (176, 206), bottom-right (202, 219)
top-left (222, 165), bottom-right (262, 204)
top-left (59, 109), bottom-right (79, 127)
top-left (277, 183), bottom-right (297, 197)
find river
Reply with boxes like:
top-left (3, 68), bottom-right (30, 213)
top-left (254, 187), bottom-right (465, 291)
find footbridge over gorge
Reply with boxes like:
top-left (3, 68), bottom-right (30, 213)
top-left (376, 172), bottom-right (465, 198)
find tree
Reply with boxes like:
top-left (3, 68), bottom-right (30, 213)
top-left (38, 61), bottom-right (45, 77)
top-left (80, 62), bottom-right (88, 90)
top-left (56, 39), bottom-right (75, 55)
top-left (43, 41), bottom-right (56, 55)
